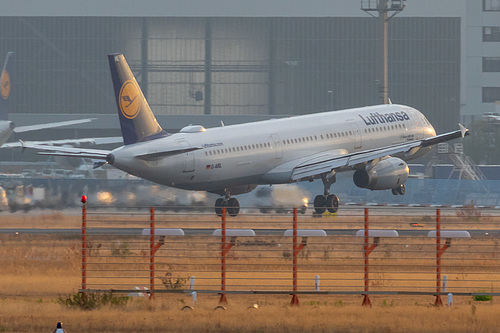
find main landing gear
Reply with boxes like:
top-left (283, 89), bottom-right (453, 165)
top-left (215, 191), bottom-right (240, 217)
top-left (314, 173), bottom-right (340, 215)
top-left (391, 184), bottom-right (406, 196)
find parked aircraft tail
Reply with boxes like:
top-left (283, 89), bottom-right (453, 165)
top-left (0, 52), bottom-right (14, 121)
top-left (108, 53), bottom-right (168, 145)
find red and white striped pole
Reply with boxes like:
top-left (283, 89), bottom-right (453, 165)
top-left (435, 209), bottom-right (443, 306)
top-left (81, 195), bottom-right (87, 296)
top-left (219, 207), bottom-right (228, 305)
top-left (290, 208), bottom-right (300, 306)
top-left (150, 206), bottom-right (155, 299)
top-left (362, 207), bottom-right (372, 307)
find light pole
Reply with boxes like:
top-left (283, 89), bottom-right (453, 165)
top-left (361, 0), bottom-right (406, 104)
top-left (327, 90), bottom-right (334, 111)
top-left (285, 60), bottom-right (299, 114)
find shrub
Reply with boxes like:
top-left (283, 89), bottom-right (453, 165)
top-left (110, 242), bottom-right (132, 257)
top-left (473, 291), bottom-right (492, 302)
top-left (58, 291), bottom-right (130, 310)
top-left (161, 271), bottom-right (188, 290)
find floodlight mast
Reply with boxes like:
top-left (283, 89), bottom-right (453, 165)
top-left (361, 0), bottom-right (407, 104)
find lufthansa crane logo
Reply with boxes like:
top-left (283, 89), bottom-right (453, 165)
top-left (1, 70), bottom-right (10, 100)
top-left (119, 80), bottom-right (141, 119)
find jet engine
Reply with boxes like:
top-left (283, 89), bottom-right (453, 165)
top-left (353, 157), bottom-right (409, 191)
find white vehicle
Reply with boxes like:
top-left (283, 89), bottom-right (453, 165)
top-left (481, 112), bottom-right (500, 124)
top-left (23, 53), bottom-right (469, 217)
top-left (254, 185), bottom-right (309, 214)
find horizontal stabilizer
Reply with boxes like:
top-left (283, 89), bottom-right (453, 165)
top-left (19, 140), bottom-right (110, 160)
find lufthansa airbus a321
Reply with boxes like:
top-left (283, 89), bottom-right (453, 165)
top-left (22, 53), bottom-right (469, 216)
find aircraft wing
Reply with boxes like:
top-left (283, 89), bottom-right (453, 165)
top-left (291, 124), bottom-right (469, 181)
top-left (13, 118), bottom-right (97, 133)
top-left (19, 140), bottom-right (202, 161)
top-left (19, 141), bottom-right (110, 160)
top-left (2, 136), bottom-right (123, 148)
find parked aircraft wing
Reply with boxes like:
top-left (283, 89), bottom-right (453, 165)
top-left (13, 118), bottom-right (97, 133)
top-left (3, 136), bottom-right (123, 148)
top-left (291, 125), bottom-right (468, 181)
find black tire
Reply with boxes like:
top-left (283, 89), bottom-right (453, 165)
top-left (391, 188), bottom-right (399, 195)
top-left (313, 195), bottom-right (327, 214)
top-left (326, 194), bottom-right (339, 213)
top-left (215, 198), bottom-right (225, 216)
top-left (397, 184), bottom-right (406, 195)
top-left (226, 197), bottom-right (240, 217)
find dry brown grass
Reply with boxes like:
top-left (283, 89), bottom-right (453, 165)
top-left (1, 295), bottom-right (500, 332)
top-left (2, 212), bottom-right (500, 332)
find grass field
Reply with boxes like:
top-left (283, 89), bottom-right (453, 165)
top-left (2, 210), bottom-right (500, 332)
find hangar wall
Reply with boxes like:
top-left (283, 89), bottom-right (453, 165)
top-left (0, 16), bottom-right (459, 133)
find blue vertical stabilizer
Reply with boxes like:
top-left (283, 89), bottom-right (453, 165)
top-left (108, 53), bottom-right (168, 145)
top-left (0, 52), bottom-right (14, 121)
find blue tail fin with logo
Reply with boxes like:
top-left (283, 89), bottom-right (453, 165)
top-left (0, 52), bottom-right (14, 121)
top-left (108, 53), bottom-right (168, 145)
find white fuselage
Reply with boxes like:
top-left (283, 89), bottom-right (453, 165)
top-left (109, 104), bottom-right (436, 195)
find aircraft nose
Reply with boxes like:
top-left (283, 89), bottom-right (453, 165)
top-left (106, 153), bottom-right (115, 165)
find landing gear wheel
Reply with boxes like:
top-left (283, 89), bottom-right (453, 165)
top-left (314, 195), bottom-right (327, 214)
top-left (397, 184), bottom-right (406, 195)
top-left (226, 197), bottom-right (240, 217)
top-left (326, 194), bottom-right (339, 214)
top-left (392, 184), bottom-right (406, 196)
top-left (215, 198), bottom-right (225, 216)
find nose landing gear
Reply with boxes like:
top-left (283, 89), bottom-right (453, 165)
top-left (391, 184), bottom-right (406, 195)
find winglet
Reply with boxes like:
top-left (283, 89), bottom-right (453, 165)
top-left (459, 123), bottom-right (469, 138)
top-left (19, 139), bottom-right (26, 152)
